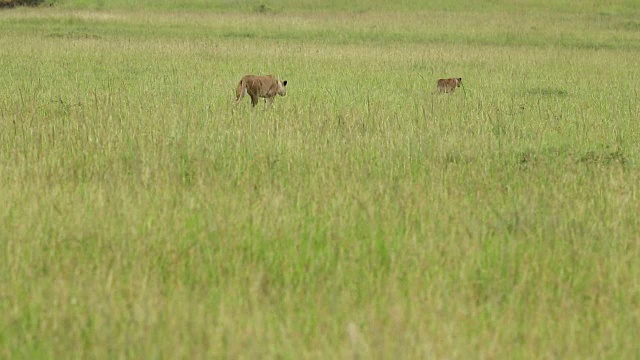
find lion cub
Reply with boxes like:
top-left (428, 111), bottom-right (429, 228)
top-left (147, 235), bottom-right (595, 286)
top-left (235, 75), bottom-right (287, 107)
top-left (437, 78), bottom-right (462, 93)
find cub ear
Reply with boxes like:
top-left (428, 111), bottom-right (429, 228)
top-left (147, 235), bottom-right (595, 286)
top-left (283, 80), bottom-right (288, 86)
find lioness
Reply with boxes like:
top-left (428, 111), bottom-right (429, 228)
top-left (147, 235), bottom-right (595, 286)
top-left (235, 75), bottom-right (287, 107)
top-left (437, 78), bottom-right (462, 93)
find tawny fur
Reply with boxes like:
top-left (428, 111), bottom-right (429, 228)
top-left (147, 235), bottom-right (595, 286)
top-left (235, 75), bottom-right (287, 107)
top-left (437, 78), bottom-right (462, 93)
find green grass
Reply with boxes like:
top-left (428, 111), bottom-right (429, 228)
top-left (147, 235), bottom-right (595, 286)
top-left (1, 1), bottom-right (640, 358)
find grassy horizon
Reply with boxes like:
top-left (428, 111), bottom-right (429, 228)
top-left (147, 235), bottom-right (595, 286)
top-left (1, 1), bottom-right (640, 358)
top-left (46, 0), bottom-right (640, 16)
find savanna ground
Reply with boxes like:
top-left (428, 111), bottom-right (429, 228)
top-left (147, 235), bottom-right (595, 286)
top-left (1, 0), bottom-right (640, 358)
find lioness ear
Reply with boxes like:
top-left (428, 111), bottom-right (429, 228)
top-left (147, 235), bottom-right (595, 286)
top-left (283, 80), bottom-right (288, 86)
top-left (458, 78), bottom-right (462, 82)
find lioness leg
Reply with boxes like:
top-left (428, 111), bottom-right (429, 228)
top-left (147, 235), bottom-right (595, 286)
top-left (250, 94), bottom-right (259, 107)
top-left (266, 97), bottom-right (275, 108)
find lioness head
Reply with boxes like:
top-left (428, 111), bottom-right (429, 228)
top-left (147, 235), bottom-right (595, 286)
top-left (278, 80), bottom-right (288, 96)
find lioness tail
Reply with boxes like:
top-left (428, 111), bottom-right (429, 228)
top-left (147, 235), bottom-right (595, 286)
top-left (235, 79), bottom-right (246, 102)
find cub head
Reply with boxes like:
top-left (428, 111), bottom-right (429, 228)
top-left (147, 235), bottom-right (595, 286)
top-left (457, 78), bottom-right (462, 87)
top-left (278, 80), bottom-right (288, 96)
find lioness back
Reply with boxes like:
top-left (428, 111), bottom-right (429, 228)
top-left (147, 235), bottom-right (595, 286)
top-left (236, 75), bottom-right (288, 107)
top-left (437, 77), bottom-right (462, 93)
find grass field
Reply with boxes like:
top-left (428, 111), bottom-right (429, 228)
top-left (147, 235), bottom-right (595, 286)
top-left (1, 0), bottom-right (640, 358)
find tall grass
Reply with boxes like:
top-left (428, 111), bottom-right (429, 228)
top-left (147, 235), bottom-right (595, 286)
top-left (1, 2), bottom-right (640, 358)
